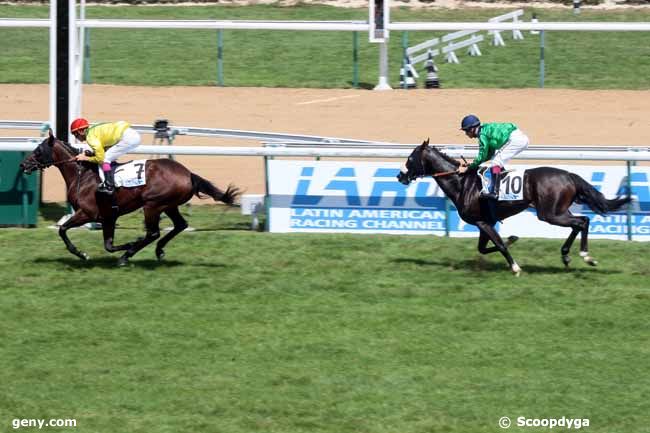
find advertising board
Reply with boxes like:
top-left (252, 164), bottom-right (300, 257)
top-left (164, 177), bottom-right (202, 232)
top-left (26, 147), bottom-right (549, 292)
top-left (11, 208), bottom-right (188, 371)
top-left (268, 160), bottom-right (650, 240)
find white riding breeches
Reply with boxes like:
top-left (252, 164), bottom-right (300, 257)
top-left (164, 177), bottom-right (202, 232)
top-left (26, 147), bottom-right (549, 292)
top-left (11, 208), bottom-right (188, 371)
top-left (103, 128), bottom-right (142, 163)
top-left (488, 128), bottom-right (529, 168)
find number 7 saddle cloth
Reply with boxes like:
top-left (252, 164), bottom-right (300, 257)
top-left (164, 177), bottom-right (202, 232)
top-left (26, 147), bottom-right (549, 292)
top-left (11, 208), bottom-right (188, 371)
top-left (112, 160), bottom-right (148, 188)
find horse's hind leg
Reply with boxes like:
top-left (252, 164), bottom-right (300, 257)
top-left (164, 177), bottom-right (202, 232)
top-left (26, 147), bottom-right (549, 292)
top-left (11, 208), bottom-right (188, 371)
top-left (543, 213), bottom-right (594, 267)
top-left (58, 210), bottom-right (93, 260)
top-left (476, 222), bottom-right (522, 276)
top-left (116, 207), bottom-right (162, 267)
top-left (155, 206), bottom-right (188, 261)
top-left (559, 228), bottom-right (580, 267)
top-left (577, 215), bottom-right (597, 265)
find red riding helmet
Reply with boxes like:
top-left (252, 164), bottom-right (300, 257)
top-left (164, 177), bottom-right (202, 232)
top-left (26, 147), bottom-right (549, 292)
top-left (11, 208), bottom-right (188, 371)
top-left (70, 118), bottom-right (89, 133)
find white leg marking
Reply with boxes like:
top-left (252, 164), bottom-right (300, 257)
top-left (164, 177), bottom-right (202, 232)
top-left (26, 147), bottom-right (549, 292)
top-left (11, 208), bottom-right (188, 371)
top-left (511, 262), bottom-right (522, 276)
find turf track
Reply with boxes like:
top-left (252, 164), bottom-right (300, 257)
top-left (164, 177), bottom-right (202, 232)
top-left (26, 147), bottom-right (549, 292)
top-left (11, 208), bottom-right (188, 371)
top-left (1, 204), bottom-right (648, 433)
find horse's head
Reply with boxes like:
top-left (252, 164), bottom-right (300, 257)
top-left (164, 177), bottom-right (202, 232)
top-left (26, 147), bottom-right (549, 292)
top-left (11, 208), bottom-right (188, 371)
top-left (397, 138), bottom-right (432, 186)
top-left (20, 130), bottom-right (59, 174)
top-left (397, 138), bottom-right (462, 186)
top-left (20, 129), bottom-right (78, 174)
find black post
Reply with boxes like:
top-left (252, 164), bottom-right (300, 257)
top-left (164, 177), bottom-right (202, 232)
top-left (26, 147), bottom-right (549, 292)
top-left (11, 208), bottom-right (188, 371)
top-left (56, 0), bottom-right (69, 142)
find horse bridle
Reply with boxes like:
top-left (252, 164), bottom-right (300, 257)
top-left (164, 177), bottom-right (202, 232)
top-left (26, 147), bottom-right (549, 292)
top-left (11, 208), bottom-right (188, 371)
top-left (399, 148), bottom-right (463, 185)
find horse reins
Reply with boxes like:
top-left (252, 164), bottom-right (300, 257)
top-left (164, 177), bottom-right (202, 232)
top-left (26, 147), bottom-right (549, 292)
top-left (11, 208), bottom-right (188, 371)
top-left (430, 156), bottom-right (468, 178)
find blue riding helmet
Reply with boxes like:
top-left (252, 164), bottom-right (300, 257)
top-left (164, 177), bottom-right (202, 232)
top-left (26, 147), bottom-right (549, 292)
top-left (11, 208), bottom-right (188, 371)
top-left (460, 114), bottom-right (481, 131)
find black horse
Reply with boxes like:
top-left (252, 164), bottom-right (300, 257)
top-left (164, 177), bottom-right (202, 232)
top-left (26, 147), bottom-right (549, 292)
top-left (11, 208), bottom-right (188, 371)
top-left (20, 130), bottom-right (239, 266)
top-left (397, 139), bottom-right (631, 275)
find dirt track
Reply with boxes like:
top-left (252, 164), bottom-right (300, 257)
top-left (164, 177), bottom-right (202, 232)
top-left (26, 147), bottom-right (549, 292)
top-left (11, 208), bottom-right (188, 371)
top-left (2, 84), bottom-right (649, 203)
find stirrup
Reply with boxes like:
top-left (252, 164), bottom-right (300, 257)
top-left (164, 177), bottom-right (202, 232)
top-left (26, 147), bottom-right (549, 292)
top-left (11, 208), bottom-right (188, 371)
top-left (97, 182), bottom-right (115, 194)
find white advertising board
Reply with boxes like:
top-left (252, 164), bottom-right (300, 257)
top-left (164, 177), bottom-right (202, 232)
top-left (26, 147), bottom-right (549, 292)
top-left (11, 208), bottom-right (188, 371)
top-left (267, 160), bottom-right (650, 241)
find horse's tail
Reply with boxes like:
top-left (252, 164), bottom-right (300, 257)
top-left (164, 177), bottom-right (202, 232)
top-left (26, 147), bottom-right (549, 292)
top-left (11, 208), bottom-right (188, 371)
top-left (190, 173), bottom-right (240, 205)
top-left (571, 173), bottom-right (631, 215)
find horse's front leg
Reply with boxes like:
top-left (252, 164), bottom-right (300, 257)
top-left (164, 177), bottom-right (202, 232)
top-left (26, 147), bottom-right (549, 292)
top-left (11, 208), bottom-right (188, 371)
top-left (476, 221), bottom-right (521, 276)
top-left (101, 216), bottom-right (133, 253)
top-left (58, 210), bottom-right (93, 260)
top-left (477, 230), bottom-right (519, 255)
top-left (116, 207), bottom-right (162, 267)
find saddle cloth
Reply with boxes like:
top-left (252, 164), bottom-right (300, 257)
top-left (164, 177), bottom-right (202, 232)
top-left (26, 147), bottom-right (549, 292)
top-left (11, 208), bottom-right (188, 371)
top-left (113, 160), bottom-right (147, 188)
top-left (497, 170), bottom-right (525, 201)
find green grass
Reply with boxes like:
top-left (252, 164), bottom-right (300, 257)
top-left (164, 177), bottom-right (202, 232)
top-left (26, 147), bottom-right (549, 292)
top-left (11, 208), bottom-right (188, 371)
top-left (0, 203), bottom-right (649, 433)
top-left (1, 4), bottom-right (650, 88)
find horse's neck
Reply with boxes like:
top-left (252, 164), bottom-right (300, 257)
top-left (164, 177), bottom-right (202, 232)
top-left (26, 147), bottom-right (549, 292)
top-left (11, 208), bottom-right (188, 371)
top-left (53, 144), bottom-right (95, 197)
top-left (426, 151), bottom-right (462, 203)
top-left (433, 174), bottom-right (462, 204)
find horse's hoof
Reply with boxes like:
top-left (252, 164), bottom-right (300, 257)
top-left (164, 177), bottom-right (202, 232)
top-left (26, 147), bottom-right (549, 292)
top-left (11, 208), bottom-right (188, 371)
top-left (156, 250), bottom-right (165, 261)
top-left (117, 257), bottom-right (129, 267)
top-left (580, 252), bottom-right (598, 266)
top-left (562, 255), bottom-right (571, 267)
top-left (511, 263), bottom-right (522, 277)
top-left (506, 235), bottom-right (519, 246)
top-left (79, 252), bottom-right (90, 261)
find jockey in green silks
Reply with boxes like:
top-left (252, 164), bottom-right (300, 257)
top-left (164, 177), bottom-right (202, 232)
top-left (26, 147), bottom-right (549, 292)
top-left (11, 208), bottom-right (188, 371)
top-left (456, 114), bottom-right (530, 200)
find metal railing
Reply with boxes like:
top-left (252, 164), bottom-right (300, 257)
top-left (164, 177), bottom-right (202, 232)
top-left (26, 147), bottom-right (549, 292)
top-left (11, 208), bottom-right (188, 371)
top-left (0, 120), bottom-right (372, 144)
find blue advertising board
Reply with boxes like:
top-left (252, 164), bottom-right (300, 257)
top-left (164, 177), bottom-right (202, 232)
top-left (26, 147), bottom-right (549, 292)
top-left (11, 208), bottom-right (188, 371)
top-left (267, 161), bottom-right (650, 240)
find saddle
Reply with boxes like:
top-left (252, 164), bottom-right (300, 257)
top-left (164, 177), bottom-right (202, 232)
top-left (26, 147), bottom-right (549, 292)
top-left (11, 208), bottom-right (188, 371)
top-left (477, 167), bottom-right (524, 202)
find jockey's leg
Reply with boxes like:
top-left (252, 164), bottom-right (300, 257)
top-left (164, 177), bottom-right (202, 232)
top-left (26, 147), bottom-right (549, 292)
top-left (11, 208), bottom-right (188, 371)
top-left (492, 129), bottom-right (530, 168)
top-left (97, 162), bottom-right (115, 194)
top-left (490, 165), bottom-right (502, 198)
top-left (101, 128), bottom-right (142, 194)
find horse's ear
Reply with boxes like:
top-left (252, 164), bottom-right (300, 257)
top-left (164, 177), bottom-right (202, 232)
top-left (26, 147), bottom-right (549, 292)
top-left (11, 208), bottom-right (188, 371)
top-left (421, 138), bottom-right (430, 148)
top-left (47, 128), bottom-right (55, 146)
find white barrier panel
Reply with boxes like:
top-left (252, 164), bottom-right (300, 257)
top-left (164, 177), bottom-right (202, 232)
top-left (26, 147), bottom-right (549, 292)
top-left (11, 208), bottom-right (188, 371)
top-left (267, 160), bottom-right (650, 240)
top-left (4, 142), bottom-right (650, 161)
top-left (489, 9), bottom-right (525, 46)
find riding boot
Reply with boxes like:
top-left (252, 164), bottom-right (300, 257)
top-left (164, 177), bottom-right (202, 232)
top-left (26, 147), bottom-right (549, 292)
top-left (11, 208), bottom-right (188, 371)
top-left (97, 168), bottom-right (115, 195)
top-left (492, 171), bottom-right (501, 198)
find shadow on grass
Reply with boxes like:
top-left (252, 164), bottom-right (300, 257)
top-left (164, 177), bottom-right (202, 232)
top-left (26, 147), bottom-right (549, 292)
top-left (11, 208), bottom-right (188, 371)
top-left (393, 257), bottom-right (621, 275)
top-left (39, 202), bottom-right (69, 223)
top-left (34, 256), bottom-right (226, 269)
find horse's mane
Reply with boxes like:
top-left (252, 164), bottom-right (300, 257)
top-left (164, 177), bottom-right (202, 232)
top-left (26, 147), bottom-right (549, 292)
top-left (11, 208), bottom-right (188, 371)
top-left (430, 145), bottom-right (461, 168)
top-left (56, 139), bottom-right (80, 156)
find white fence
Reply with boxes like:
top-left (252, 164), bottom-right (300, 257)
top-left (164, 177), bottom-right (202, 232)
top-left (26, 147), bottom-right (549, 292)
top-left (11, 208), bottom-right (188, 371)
top-left (4, 18), bottom-right (650, 32)
top-left (2, 140), bottom-right (650, 161)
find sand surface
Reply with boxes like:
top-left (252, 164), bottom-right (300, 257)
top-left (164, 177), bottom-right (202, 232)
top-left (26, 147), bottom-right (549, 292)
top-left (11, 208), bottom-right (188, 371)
top-left (2, 84), bottom-right (649, 202)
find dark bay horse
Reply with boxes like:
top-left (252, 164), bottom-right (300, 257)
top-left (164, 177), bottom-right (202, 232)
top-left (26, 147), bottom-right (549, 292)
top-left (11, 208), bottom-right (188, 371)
top-left (397, 139), bottom-right (631, 275)
top-left (20, 131), bottom-right (240, 266)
